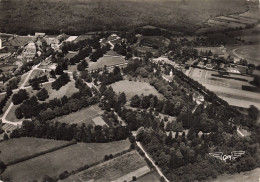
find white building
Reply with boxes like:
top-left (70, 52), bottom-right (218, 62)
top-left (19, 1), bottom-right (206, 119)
top-left (0, 38), bottom-right (2, 48)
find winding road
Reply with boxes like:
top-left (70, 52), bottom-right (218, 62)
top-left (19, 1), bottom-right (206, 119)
top-left (2, 63), bottom-right (42, 126)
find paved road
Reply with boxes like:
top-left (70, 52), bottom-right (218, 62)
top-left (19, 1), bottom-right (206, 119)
top-left (2, 63), bottom-right (41, 126)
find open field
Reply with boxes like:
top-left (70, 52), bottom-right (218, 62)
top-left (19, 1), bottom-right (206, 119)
top-left (0, 0), bottom-right (247, 34)
top-left (49, 104), bottom-right (102, 125)
top-left (74, 35), bottom-right (93, 43)
top-left (88, 55), bottom-right (126, 71)
top-left (138, 36), bottom-right (170, 48)
top-left (0, 137), bottom-right (70, 165)
top-left (209, 168), bottom-right (260, 182)
top-left (138, 171), bottom-right (161, 182)
top-left (43, 80), bottom-right (78, 101)
top-left (64, 51), bottom-right (78, 60)
top-left (188, 68), bottom-right (260, 109)
top-left (136, 46), bottom-right (159, 56)
top-left (227, 44), bottom-right (260, 65)
top-left (1, 139), bottom-right (131, 182)
top-left (0, 64), bottom-right (17, 72)
top-left (196, 5), bottom-right (259, 35)
top-left (111, 80), bottom-right (164, 100)
top-left (195, 46), bottom-right (228, 57)
top-left (63, 150), bottom-right (149, 182)
top-left (5, 80), bottom-right (78, 122)
top-left (92, 116), bottom-right (107, 126)
top-left (24, 69), bottom-right (48, 86)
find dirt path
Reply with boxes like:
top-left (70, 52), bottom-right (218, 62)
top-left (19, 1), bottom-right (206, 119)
top-left (2, 63), bottom-right (41, 126)
top-left (135, 141), bottom-right (169, 182)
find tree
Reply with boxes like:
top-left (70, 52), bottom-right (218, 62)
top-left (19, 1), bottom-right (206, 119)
top-left (51, 73), bottom-right (70, 90)
top-left (175, 131), bottom-right (179, 139)
top-left (36, 88), bottom-right (49, 101)
top-left (31, 81), bottom-right (40, 90)
top-left (12, 89), bottom-right (29, 105)
top-left (130, 95), bottom-right (141, 107)
top-left (3, 133), bottom-right (9, 140)
top-left (136, 127), bottom-right (145, 141)
top-left (50, 69), bottom-right (56, 78)
top-left (55, 65), bottom-right (64, 75)
top-left (118, 92), bottom-right (126, 106)
top-left (248, 105), bottom-right (259, 121)
top-left (15, 107), bottom-right (23, 119)
top-left (0, 160), bottom-right (6, 174)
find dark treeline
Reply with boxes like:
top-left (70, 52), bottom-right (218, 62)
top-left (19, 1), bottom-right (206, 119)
top-left (137, 126), bottom-right (259, 182)
top-left (10, 120), bottom-right (130, 143)
top-left (51, 73), bottom-right (70, 90)
top-left (28, 75), bottom-right (48, 86)
top-left (15, 78), bottom-right (97, 121)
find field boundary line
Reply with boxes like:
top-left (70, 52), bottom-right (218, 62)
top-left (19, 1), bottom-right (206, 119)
top-left (6, 140), bottom-right (77, 166)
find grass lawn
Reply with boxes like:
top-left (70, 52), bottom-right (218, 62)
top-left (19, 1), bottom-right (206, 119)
top-left (111, 80), bottom-right (164, 100)
top-left (0, 64), bottom-right (17, 72)
top-left (74, 35), bottom-right (93, 43)
top-left (24, 69), bottom-right (48, 87)
top-left (138, 171), bottom-right (161, 182)
top-left (44, 80), bottom-right (78, 101)
top-left (49, 104), bottom-right (102, 125)
top-left (65, 150), bottom-right (149, 182)
top-left (209, 168), bottom-right (260, 182)
top-left (0, 137), bottom-right (70, 165)
top-left (227, 44), bottom-right (260, 65)
top-left (64, 52), bottom-right (78, 60)
top-left (18, 72), bottom-right (29, 88)
top-left (88, 55), bottom-right (126, 71)
top-left (0, 93), bottom-right (6, 102)
top-left (92, 116), bottom-right (107, 126)
top-left (1, 139), bottom-right (131, 182)
top-left (5, 80), bottom-right (79, 123)
top-left (67, 64), bottom-right (78, 72)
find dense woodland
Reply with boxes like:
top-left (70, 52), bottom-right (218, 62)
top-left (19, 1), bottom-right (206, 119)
top-left (0, 0), bottom-right (248, 35)
top-left (1, 18), bottom-right (260, 181)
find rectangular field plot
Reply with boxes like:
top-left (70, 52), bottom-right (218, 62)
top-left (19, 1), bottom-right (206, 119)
top-left (0, 137), bottom-right (70, 165)
top-left (111, 80), bottom-right (164, 100)
top-left (92, 116), bottom-right (108, 126)
top-left (188, 68), bottom-right (260, 109)
top-left (138, 171), bottom-right (161, 182)
top-left (68, 150), bottom-right (149, 182)
top-left (88, 55), bottom-right (126, 71)
top-left (49, 104), bottom-right (102, 125)
top-left (1, 139), bottom-right (130, 182)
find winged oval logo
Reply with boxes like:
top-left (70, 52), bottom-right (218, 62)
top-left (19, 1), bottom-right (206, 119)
top-left (209, 151), bottom-right (245, 162)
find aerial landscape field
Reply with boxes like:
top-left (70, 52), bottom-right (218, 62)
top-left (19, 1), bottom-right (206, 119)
top-left (0, 0), bottom-right (260, 182)
top-left (1, 139), bottom-right (131, 182)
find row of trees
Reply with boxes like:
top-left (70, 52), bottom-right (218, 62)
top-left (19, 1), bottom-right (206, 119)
top-left (29, 75), bottom-right (49, 90)
top-left (12, 89), bottom-right (29, 105)
top-left (89, 45), bottom-right (109, 62)
top-left (10, 120), bottom-right (130, 143)
top-left (0, 86), bottom-right (13, 114)
top-left (15, 78), bottom-right (96, 121)
top-left (51, 73), bottom-right (70, 90)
